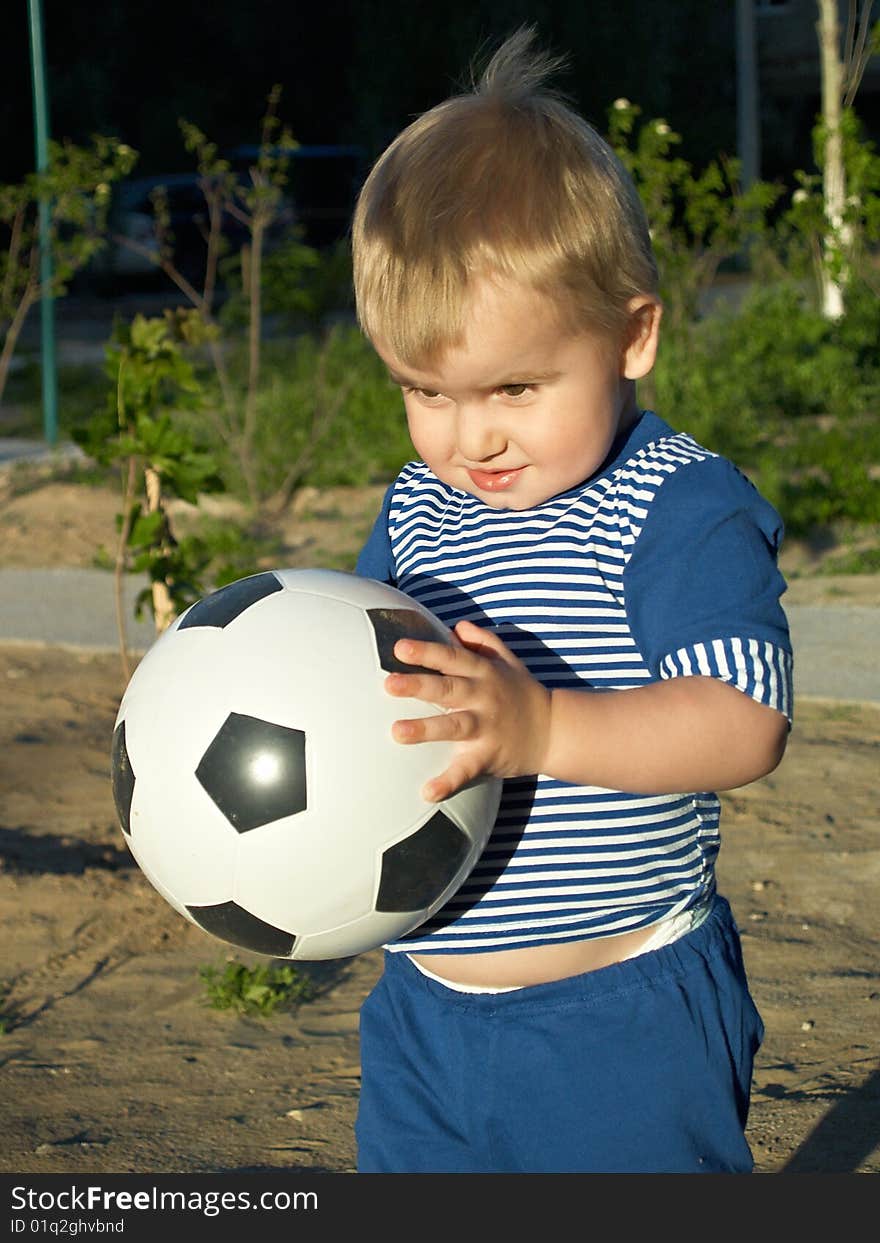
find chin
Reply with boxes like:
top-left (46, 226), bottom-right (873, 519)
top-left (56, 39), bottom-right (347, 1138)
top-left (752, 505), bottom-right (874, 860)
top-left (477, 491), bottom-right (543, 512)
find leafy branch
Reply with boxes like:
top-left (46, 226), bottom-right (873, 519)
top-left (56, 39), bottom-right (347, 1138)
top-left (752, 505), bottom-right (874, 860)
top-left (606, 99), bottom-right (782, 332)
top-left (73, 311), bottom-right (224, 680)
top-left (111, 86), bottom-right (303, 511)
top-left (0, 136), bottom-right (136, 407)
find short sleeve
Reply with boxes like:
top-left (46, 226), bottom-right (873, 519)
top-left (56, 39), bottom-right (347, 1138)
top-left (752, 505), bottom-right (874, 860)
top-left (355, 483), bottom-right (397, 585)
top-left (623, 455), bottom-right (793, 722)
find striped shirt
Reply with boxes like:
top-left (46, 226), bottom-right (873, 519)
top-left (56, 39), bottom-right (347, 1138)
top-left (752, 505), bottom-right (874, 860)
top-left (356, 412), bottom-right (793, 953)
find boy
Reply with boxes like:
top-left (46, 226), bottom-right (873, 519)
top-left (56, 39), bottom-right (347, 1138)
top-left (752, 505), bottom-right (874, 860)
top-left (351, 27), bottom-right (793, 1173)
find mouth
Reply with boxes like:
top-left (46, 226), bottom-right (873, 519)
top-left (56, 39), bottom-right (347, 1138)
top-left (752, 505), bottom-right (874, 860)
top-left (466, 466), bottom-right (526, 492)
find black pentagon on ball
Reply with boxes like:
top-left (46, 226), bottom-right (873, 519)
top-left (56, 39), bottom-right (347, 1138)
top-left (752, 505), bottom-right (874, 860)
top-left (178, 572), bottom-right (282, 630)
top-left (110, 720), bottom-right (135, 836)
top-left (187, 900), bottom-right (297, 957)
top-left (376, 810), bottom-right (471, 912)
top-left (196, 712), bottom-right (307, 832)
top-left (367, 607), bottom-right (450, 676)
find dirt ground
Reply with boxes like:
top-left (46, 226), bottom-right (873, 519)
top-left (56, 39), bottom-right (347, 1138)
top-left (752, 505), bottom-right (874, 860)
top-left (0, 474), bottom-right (878, 1175)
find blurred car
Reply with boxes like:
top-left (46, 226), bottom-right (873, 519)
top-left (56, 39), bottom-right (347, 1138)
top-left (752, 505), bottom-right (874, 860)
top-left (88, 170), bottom-right (296, 293)
top-left (225, 144), bottom-right (366, 249)
top-left (88, 173), bottom-right (193, 289)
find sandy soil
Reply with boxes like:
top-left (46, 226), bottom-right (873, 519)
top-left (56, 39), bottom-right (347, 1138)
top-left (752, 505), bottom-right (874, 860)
top-left (0, 475), bottom-right (878, 1175)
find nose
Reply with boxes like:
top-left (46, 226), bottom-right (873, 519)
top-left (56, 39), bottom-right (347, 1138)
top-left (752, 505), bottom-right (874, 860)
top-left (455, 407), bottom-right (507, 463)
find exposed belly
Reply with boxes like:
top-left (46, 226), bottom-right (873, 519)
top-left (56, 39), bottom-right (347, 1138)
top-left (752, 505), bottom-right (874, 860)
top-left (409, 923), bottom-right (657, 988)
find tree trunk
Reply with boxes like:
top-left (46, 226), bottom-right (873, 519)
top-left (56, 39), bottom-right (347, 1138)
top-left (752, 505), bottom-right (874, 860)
top-left (144, 466), bottom-right (176, 634)
top-left (817, 0), bottom-right (848, 320)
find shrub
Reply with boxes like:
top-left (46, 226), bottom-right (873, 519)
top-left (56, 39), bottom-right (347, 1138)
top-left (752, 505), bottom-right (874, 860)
top-left (653, 279), bottom-right (880, 533)
top-left (188, 322), bottom-right (411, 506)
top-left (199, 960), bottom-right (315, 1016)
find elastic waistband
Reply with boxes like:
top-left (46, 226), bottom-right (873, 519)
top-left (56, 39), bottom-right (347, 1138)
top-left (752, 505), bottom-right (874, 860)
top-left (384, 896), bottom-right (741, 1014)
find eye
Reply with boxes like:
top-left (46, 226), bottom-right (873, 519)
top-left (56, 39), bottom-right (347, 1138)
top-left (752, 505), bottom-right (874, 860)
top-left (499, 383), bottom-right (530, 398)
top-left (404, 386), bottom-right (446, 404)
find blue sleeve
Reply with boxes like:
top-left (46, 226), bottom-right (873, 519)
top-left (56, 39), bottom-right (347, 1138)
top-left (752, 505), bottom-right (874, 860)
top-left (354, 483), bottom-right (397, 585)
top-left (624, 455), bottom-right (793, 721)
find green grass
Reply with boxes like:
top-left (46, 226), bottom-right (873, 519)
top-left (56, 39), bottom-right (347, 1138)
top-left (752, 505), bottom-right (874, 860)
top-left (1, 457), bottom-right (119, 503)
top-left (812, 704), bottom-right (865, 723)
top-left (816, 545), bottom-right (880, 576)
top-left (3, 360), bottom-right (107, 440)
top-left (199, 959), bottom-right (316, 1016)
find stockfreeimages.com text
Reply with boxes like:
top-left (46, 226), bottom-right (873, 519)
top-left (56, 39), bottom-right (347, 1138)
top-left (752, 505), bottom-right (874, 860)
top-left (10, 1186), bottom-right (317, 1218)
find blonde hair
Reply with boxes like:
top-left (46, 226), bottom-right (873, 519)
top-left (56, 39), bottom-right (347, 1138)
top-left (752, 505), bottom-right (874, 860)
top-left (351, 26), bottom-right (658, 367)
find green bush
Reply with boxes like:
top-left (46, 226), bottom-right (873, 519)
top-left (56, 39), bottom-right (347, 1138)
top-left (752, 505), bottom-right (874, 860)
top-left (3, 360), bottom-right (109, 440)
top-left (173, 516), bottom-right (286, 590)
top-left (297, 327), bottom-right (413, 486)
top-left (220, 235), bottom-right (355, 333)
top-left (777, 418), bottom-right (880, 531)
top-left (653, 279), bottom-right (880, 534)
top-left (190, 323), bottom-right (411, 503)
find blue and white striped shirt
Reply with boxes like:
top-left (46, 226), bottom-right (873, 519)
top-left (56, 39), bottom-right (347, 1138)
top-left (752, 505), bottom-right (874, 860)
top-left (357, 412), bottom-right (793, 953)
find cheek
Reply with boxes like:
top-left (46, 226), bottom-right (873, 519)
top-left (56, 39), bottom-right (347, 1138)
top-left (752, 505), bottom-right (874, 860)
top-left (537, 419), bottom-right (584, 465)
top-left (404, 408), bottom-right (425, 451)
top-left (405, 409), bottom-right (445, 461)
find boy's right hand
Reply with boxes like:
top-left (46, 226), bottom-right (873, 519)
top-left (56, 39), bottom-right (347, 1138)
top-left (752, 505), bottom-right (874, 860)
top-left (385, 619), bottom-right (552, 802)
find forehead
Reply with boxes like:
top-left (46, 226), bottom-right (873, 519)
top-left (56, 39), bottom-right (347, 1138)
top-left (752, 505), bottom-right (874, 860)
top-left (377, 278), bottom-right (587, 387)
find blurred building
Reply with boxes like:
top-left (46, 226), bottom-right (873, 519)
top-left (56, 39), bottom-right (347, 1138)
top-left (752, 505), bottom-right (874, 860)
top-left (758, 0), bottom-right (880, 97)
top-left (740, 0), bottom-right (880, 182)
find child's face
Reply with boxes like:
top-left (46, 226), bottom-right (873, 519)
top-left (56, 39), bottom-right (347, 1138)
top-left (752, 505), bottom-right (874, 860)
top-left (375, 278), bottom-right (658, 510)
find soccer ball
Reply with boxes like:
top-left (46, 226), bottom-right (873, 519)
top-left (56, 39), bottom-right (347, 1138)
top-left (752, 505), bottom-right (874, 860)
top-left (110, 568), bottom-right (501, 961)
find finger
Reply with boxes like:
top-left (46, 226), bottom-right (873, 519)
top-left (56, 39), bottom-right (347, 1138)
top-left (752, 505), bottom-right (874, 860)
top-left (385, 670), bottom-right (464, 707)
top-left (421, 754), bottom-right (484, 803)
top-left (393, 636), bottom-right (477, 675)
top-left (391, 710), bottom-right (477, 744)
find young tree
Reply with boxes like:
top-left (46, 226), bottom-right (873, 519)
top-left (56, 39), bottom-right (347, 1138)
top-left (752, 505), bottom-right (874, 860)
top-left (0, 137), bottom-right (135, 406)
top-left (110, 87), bottom-right (306, 511)
top-left (816, 0), bottom-right (879, 319)
top-left (73, 310), bottom-right (225, 675)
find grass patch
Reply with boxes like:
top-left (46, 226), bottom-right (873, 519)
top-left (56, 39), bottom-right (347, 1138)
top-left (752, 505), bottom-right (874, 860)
top-left (4, 361), bottom-right (107, 440)
top-left (812, 704), bottom-right (865, 722)
top-left (0, 457), bottom-right (118, 501)
top-left (199, 959), bottom-right (316, 1016)
top-left (816, 545), bottom-right (880, 576)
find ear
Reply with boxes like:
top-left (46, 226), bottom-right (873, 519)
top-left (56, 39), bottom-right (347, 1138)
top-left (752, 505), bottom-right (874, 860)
top-left (621, 296), bottom-right (662, 380)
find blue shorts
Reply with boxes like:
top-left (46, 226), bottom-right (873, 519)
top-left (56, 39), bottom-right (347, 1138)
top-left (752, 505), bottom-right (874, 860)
top-left (355, 896), bottom-right (763, 1173)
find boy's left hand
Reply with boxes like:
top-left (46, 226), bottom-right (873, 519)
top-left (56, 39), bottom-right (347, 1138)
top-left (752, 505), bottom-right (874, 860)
top-left (384, 619), bottom-right (552, 802)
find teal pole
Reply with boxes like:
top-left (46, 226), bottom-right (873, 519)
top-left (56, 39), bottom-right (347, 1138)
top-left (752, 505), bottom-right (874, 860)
top-left (27, 0), bottom-right (59, 447)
